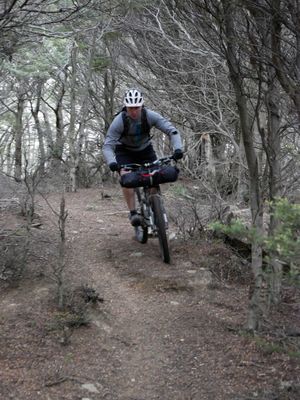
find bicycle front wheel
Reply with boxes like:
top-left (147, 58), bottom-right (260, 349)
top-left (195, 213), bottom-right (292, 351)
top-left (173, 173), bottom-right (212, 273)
top-left (151, 194), bottom-right (170, 263)
top-left (134, 188), bottom-right (148, 244)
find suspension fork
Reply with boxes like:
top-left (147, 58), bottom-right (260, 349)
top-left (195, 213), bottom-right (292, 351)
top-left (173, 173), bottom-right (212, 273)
top-left (148, 186), bottom-right (168, 230)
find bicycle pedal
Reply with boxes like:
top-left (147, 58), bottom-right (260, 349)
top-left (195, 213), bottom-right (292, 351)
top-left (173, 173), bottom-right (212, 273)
top-left (129, 214), bottom-right (142, 226)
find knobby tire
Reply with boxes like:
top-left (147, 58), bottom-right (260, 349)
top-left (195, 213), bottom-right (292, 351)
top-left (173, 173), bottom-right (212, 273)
top-left (151, 194), bottom-right (170, 263)
top-left (134, 188), bottom-right (148, 244)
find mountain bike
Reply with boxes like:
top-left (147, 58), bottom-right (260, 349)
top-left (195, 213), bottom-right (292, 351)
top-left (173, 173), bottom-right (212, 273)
top-left (120, 156), bottom-right (178, 264)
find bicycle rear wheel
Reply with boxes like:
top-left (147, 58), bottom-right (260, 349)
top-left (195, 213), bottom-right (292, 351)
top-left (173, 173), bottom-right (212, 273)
top-left (134, 188), bottom-right (148, 244)
top-left (151, 194), bottom-right (170, 263)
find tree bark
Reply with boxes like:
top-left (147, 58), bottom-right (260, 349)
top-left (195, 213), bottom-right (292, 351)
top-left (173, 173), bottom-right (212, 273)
top-left (271, 0), bottom-right (300, 121)
top-left (31, 80), bottom-right (46, 174)
top-left (250, 0), bottom-right (283, 305)
top-left (265, 71), bottom-right (282, 305)
top-left (54, 85), bottom-right (65, 163)
top-left (223, 0), bottom-right (264, 330)
top-left (68, 30), bottom-right (97, 191)
top-left (68, 42), bottom-right (78, 192)
top-left (14, 92), bottom-right (25, 181)
top-left (103, 69), bottom-right (116, 133)
top-left (41, 102), bottom-right (54, 153)
top-left (75, 30), bottom-right (98, 188)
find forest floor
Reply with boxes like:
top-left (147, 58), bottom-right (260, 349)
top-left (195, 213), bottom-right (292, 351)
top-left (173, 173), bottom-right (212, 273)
top-left (0, 182), bottom-right (299, 400)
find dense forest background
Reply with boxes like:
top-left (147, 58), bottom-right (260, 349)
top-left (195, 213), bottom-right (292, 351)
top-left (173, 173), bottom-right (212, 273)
top-left (1, 0), bottom-right (300, 331)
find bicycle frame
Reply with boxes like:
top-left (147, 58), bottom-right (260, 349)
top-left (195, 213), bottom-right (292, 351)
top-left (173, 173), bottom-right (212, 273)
top-left (134, 185), bottom-right (170, 263)
top-left (121, 156), bottom-right (175, 263)
top-left (137, 186), bottom-right (164, 230)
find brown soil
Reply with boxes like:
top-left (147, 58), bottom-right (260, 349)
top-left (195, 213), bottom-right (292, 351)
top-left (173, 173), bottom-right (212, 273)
top-left (0, 185), bottom-right (299, 400)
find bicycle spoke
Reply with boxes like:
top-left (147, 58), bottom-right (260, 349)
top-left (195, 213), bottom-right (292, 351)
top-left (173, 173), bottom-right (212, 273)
top-left (134, 188), bottom-right (148, 244)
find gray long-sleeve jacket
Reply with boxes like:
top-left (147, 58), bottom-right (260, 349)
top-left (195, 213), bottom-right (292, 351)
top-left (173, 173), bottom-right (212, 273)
top-left (102, 108), bottom-right (182, 165)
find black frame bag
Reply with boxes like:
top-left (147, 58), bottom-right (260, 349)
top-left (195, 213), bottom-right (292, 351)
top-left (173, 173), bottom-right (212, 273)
top-left (120, 166), bottom-right (179, 188)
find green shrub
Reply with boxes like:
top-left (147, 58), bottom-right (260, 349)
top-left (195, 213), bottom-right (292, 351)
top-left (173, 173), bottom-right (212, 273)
top-left (211, 198), bottom-right (300, 280)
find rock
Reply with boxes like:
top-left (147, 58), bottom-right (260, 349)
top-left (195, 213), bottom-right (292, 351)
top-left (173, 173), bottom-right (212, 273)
top-left (169, 232), bottom-right (177, 241)
top-left (280, 381), bottom-right (293, 390)
top-left (130, 252), bottom-right (143, 257)
top-left (81, 383), bottom-right (99, 394)
top-left (188, 268), bottom-right (213, 287)
top-left (182, 261), bottom-right (193, 269)
top-left (222, 205), bottom-right (252, 227)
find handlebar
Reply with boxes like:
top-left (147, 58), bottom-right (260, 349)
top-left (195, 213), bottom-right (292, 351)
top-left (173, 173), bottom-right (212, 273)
top-left (120, 155), bottom-right (175, 171)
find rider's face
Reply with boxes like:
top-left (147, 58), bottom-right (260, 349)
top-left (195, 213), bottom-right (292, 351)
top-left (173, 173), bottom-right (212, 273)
top-left (126, 106), bottom-right (142, 120)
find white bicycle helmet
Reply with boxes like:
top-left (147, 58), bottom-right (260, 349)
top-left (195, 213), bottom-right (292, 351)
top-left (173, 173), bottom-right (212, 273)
top-left (124, 89), bottom-right (144, 107)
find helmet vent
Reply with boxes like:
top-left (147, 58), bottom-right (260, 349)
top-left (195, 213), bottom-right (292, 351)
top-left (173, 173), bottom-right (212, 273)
top-left (124, 89), bottom-right (144, 107)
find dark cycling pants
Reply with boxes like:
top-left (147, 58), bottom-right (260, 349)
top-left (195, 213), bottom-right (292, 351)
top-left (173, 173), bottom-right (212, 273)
top-left (115, 144), bottom-right (157, 165)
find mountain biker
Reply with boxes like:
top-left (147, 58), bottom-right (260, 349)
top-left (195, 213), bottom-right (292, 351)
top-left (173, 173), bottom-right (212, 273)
top-left (102, 88), bottom-right (183, 226)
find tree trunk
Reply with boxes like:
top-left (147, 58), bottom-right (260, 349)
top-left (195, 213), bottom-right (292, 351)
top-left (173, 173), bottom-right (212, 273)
top-left (14, 93), bottom-right (25, 181)
top-left (237, 131), bottom-right (247, 202)
top-left (271, 0), bottom-right (300, 121)
top-left (41, 102), bottom-right (54, 152)
top-left (54, 86), bottom-right (65, 163)
top-left (103, 69), bottom-right (116, 133)
top-left (250, 0), bottom-right (283, 306)
top-left (57, 195), bottom-right (67, 309)
top-left (223, 0), bottom-right (264, 330)
top-left (68, 42), bottom-right (78, 192)
top-left (31, 80), bottom-right (46, 174)
top-left (75, 31), bottom-right (98, 188)
top-left (6, 140), bottom-right (13, 176)
top-left (51, 67), bottom-right (68, 170)
top-left (266, 74), bottom-right (282, 305)
top-left (201, 133), bottom-right (216, 180)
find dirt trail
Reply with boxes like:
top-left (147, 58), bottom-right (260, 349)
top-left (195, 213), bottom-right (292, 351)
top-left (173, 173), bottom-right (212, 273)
top-left (0, 186), bottom-right (299, 400)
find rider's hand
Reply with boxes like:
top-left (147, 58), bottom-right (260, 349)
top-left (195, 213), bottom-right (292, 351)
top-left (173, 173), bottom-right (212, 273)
top-left (173, 149), bottom-right (183, 160)
top-left (109, 162), bottom-right (120, 172)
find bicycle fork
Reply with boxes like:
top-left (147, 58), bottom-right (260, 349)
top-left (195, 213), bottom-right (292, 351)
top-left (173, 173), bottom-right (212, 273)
top-left (141, 199), bottom-right (153, 228)
top-left (148, 194), bottom-right (169, 231)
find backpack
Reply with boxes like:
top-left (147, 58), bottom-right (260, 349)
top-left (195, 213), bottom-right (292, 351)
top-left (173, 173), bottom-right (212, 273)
top-left (116, 106), bottom-right (151, 139)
